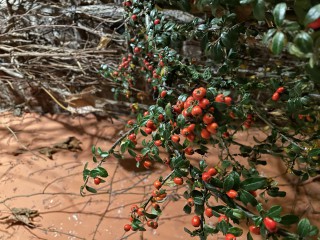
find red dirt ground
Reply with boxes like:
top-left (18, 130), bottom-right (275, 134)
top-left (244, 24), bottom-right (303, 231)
top-left (0, 112), bottom-right (319, 239)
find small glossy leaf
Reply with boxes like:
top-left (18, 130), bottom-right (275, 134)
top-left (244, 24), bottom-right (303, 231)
top-left (304, 4), bottom-right (320, 26)
top-left (223, 174), bottom-right (235, 192)
top-left (294, 32), bottom-right (313, 53)
top-left (144, 212), bottom-right (158, 219)
top-left (228, 227), bottom-right (243, 236)
top-left (217, 220), bottom-right (229, 235)
top-left (183, 204), bottom-right (192, 214)
top-left (240, 0), bottom-right (254, 4)
top-left (308, 148), bottom-right (320, 157)
top-left (253, 0), bottom-right (265, 20)
top-left (91, 145), bottom-right (96, 154)
top-left (239, 189), bottom-right (258, 206)
top-left (267, 205), bottom-right (282, 218)
top-left (240, 177), bottom-right (268, 191)
top-left (297, 218), bottom-right (310, 237)
top-left (273, 3), bottom-right (287, 27)
top-left (280, 215), bottom-right (299, 225)
top-left (85, 185), bottom-right (97, 193)
top-left (271, 31), bottom-right (286, 55)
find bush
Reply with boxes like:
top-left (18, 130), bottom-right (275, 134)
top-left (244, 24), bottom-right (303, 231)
top-left (81, 0), bottom-right (320, 239)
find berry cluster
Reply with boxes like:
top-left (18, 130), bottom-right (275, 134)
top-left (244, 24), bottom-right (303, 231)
top-left (271, 86), bottom-right (285, 101)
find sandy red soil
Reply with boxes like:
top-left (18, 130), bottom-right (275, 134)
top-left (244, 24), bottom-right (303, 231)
top-left (0, 112), bottom-right (319, 240)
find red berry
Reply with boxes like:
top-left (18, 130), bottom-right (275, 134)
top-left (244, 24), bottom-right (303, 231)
top-left (191, 106), bottom-right (203, 117)
top-left (307, 18), bottom-right (320, 30)
top-left (207, 167), bottom-right (217, 176)
top-left (135, 154), bottom-right (143, 162)
top-left (249, 191), bottom-right (257, 197)
top-left (153, 180), bottom-right (162, 189)
top-left (173, 177), bottom-right (183, 185)
top-left (206, 122), bottom-right (218, 134)
top-left (272, 92), bottom-right (280, 101)
top-left (276, 87), bottom-right (285, 94)
top-left (158, 114), bottom-right (164, 122)
top-left (192, 87), bottom-right (206, 100)
top-left (131, 14), bottom-right (137, 21)
top-left (191, 216), bottom-right (201, 227)
top-left (160, 90), bottom-right (167, 98)
top-left (181, 127), bottom-right (190, 136)
top-left (171, 135), bottom-right (180, 143)
top-left (154, 140), bottom-right (162, 147)
top-left (127, 119), bottom-right (135, 125)
top-left (124, 1), bottom-right (132, 7)
top-left (249, 225), bottom-right (261, 235)
top-left (128, 133), bottom-right (136, 141)
top-left (224, 96), bottom-right (232, 106)
top-left (188, 123), bottom-right (196, 132)
top-left (154, 19), bottom-right (161, 25)
top-left (173, 105), bottom-right (182, 113)
top-left (134, 47), bottom-right (141, 54)
top-left (263, 217), bottom-right (277, 233)
top-left (182, 109), bottom-right (191, 117)
top-left (205, 208), bottom-right (213, 218)
top-left (225, 233), bottom-right (236, 240)
top-left (198, 98), bottom-right (210, 109)
top-left (94, 177), bottom-right (101, 185)
top-left (202, 172), bottom-right (211, 182)
top-left (187, 133), bottom-right (195, 142)
top-left (215, 94), bottom-right (225, 102)
top-left (201, 128), bottom-right (211, 139)
top-left (145, 127), bottom-right (152, 134)
top-left (218, 214), bottom-right (229, 223)
top-left (143, 160), bottom-right (152, 169)
top-left (137, 207), bottom-right (144, 216)
top-left (184, 147), bottom-right (194, 155)
top-left (203, 113), bottom-right (214, 124)
top-left (226, 189), bottom-right (238, 199)
top-left (187, 198), bottom-right (194, 207)
top-left (124, 224), bottom-right (131, 231)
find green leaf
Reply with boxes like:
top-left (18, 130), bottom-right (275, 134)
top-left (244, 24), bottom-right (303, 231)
top-left (217, 220), bottom-right (229, 235)
top-left (195, 204), bottom-right (204, 215)
top-left (240, 0), bottom-right (254, 4)
top-left (91, 145), bottom-right (96, 154)
top-left (280, 215), bottom-right (299, 225)
top-left (85, 185), bottom-right (97, 193)
top-left (213, 41), bottom-right (225, 62)
top-left (294, 32), bottom-right (313, 53)
top-left (247, 232), bottom-right (254, 240)
top-left (273, 3), bottom-right (287, 27)
top-left (308, 148), bottom-right (320, 157)
top-left (100, 151), bottom-right (109, 158)
top-left (253, 0), bottom-right (265, 20)
top-left (120, 141), bottom-right (128, 153)
top-left (297, 218), bottom-right (311, 237)
top-left (183, 204), bottom-right (192, 214)
top-left (228, 227), bottom-right (243, 237)
top-left (271, 31), bottom-right (286, 55)
top-left (239, 189), bottom-right (258, 206)
top-left (223, 174), bottom-right (235, 192)
top-left (304, 4), bottom-right (320, 26)
top-left (90, 167), bottom-right (108, 178)
top-left (267, 205), bottom-right (282, 218)
top-left (128, 149), bottom-right (137, 157)
top-left (240, 177), bottom-right (267, 191)
top-left (177, 114), bottom-right (186, 128)
top-left (144, 212), bottom-right (158, 219)
top-left (308, 225), bottom-right (319, 236)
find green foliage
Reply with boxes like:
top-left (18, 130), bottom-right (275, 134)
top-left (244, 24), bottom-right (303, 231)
top-left (81, 0), bottom-right (320, 239)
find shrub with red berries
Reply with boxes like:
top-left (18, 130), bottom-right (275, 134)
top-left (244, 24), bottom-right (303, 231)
top-left (82, 0), bottom-right (320, 239)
